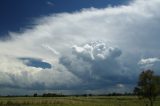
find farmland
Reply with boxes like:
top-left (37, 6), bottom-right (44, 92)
top-left (0, 96), bottom-right (159, 106)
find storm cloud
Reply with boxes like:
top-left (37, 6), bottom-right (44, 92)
top-left (60, 41), bottom-right (135, 90)
top-left (0, 0), bottom-right (160, 94)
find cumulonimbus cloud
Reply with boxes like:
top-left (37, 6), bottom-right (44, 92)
top-left (0, 0), bottom-right (160, 94)
top-left (60, 41), bottom-right (133, 89)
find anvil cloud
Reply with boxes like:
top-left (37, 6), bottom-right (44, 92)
top-left (0, 0), bottom-right (160, 95)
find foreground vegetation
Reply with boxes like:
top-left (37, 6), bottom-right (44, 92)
top-left (0, 96), bottom-right (159, 106)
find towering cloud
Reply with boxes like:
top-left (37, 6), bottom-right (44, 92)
top-left (60, 41), bottom-right (133, 90)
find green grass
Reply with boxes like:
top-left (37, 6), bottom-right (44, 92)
top-left (0, 96), bottom-right (159, 106)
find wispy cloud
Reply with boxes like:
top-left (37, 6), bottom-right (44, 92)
top-left (46, 1), bottom-right (54, 6)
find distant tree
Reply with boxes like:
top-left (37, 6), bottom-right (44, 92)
top-left (42, 93), bottom-right (65, 97)
top-left (134, 70), bottom-right (160, 106)
top-left (33, 93), bottom-right (38, 97)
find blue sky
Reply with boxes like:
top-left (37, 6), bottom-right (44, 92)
top-left (0, 0), bottom-right (130, 36)
top-left (0, 0), bottom-right (160, 95)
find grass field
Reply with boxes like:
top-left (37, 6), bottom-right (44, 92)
top-left (0, 96), bottom-right (159, 106)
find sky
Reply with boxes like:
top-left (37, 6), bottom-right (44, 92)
top-left (0, 0), bottom-right (130, 36)
top-left (0, 0), bottom-right (160, 95)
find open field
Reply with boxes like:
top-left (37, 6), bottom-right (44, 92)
top-left (0, 96), bottom-right (159, 106)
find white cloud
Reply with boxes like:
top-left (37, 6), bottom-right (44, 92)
top-left (0, 55), bottom-right (80, 90)
top-left (138, 57), bottom-right (160, 74)
top-left (0, 0), bottom-right (160, 94)
top-left (72, 41), bottom-right (121, 60)
top-left (138, 58), bottom-right (160, 65)
top-left (42, 44), bottom-right (60, 55)
top-left (116, 84), bottom-right (125, 88)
